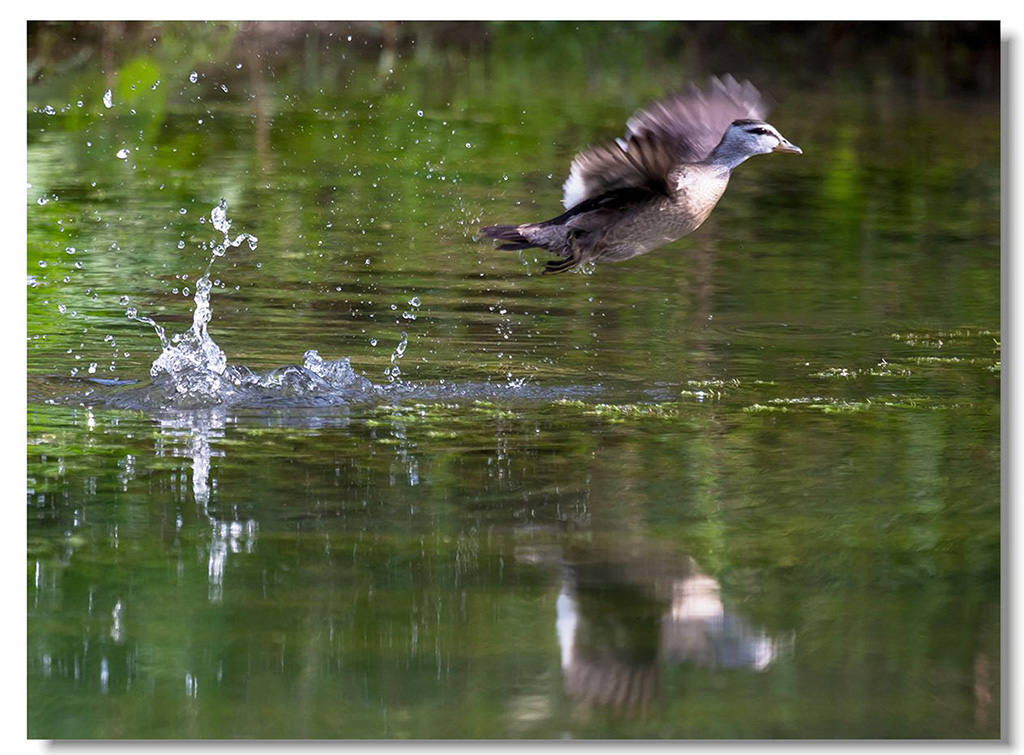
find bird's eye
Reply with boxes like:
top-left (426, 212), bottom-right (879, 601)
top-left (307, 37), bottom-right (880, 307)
top-left (746, 127), bottom-right (770, 136)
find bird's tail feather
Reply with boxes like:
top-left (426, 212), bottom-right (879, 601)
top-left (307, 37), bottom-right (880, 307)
top-left (479, 224), bottom-right (538, 251)
top-left (481, 223), bottom-right (578, 273)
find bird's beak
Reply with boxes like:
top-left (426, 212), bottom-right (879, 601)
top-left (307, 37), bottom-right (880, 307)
top-left (773, 136), bottom-right (802, 154)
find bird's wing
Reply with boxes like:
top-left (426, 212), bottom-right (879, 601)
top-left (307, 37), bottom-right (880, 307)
top-left (541, 185), bottom-right (659, 228)
top-left (624, 75), bottom-right (770, 162)
top-left (561, 75), bottom-right (770, 209)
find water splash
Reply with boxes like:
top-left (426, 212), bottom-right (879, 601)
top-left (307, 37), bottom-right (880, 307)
top-left (91, 200), bottom-right (388, 410)
top-left (38, 199), bottom-right (564, 411)
top-left (141, 200), bottom-right (251, 403)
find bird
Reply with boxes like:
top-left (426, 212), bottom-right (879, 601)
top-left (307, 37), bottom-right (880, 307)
top-left (480, 75), bottom-right (801, 274)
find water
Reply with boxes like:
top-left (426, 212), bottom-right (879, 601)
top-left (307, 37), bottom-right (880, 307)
top-left (27, 24), bottom-right (999, 739)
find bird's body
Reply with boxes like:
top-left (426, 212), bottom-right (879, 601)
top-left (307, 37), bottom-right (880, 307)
top-left (480, 76), bottom-right (801, 274)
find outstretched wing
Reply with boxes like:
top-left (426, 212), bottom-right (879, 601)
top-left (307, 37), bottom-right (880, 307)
top-left (561, 75), bottom-right (771, 209)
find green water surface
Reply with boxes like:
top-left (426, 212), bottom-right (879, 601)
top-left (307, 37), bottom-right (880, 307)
top-left (27, 22), bottom-right (1000, 739)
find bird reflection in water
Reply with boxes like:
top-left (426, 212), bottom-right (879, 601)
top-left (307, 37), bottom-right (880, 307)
top-left (553, 550), bottom-right (788, 718)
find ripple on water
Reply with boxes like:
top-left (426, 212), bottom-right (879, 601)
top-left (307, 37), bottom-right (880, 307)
top-left (705, 320), bottom-right (888, 343)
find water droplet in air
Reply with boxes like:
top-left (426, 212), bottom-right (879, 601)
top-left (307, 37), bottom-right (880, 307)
top-left (88, 363), bottom-right (97, 374)
top-left (57, 303), bottom-right (67, 314)
top-left (116, 148), bottom-right (130, 160)
top-left (417, 110), bottom-right (424, 117)
top-left (211, 200), bottom-right (231, 234)
top-left (119, 295), bottom-right (130, 306)
top-left (409, 296), bottom-right (421, 307)
top-left (189, 71), bottom-right (199, 84)
top-left (102, 90), bottom-right (113, 108)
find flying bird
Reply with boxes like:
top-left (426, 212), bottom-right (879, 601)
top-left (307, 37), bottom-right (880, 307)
top-left (480, 76), bottom-right (801, 274)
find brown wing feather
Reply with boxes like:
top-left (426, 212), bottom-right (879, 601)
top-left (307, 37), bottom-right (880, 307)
top-left (561, 75), bottom-right (771, 209)
top-left (625, 75), bottom-right (771, 162)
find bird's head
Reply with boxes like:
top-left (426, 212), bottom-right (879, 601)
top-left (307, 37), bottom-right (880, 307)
top-left (711, 119), bottom-right (802, 168)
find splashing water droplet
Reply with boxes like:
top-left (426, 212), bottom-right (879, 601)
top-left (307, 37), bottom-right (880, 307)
top-left (116, 148), bottom-right (130, 160)
top-left (386, 332), bottom-right (409, 383)
top-left (103, 89), bottom-right (113, 108)
top-left (409, 296), bottom-right (421, 307)
top-left (189, 71), bottom-right (199, 84)
top-left (211, 200), bottom-right (230, 234)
